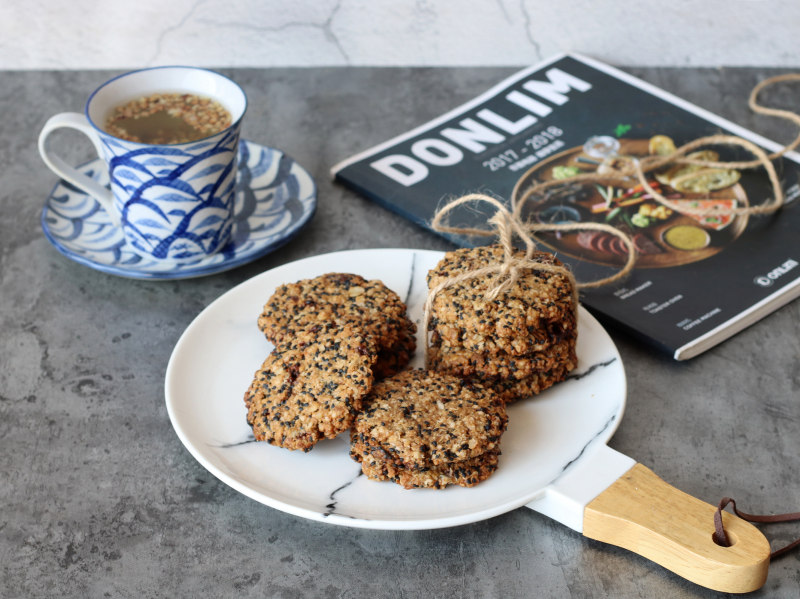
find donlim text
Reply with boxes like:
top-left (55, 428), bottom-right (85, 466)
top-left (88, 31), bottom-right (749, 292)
top-left (370, 68), bottom-right (592, 186)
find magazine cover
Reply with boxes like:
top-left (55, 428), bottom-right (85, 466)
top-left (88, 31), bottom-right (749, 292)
top-left (331, 54), bottom-right (800, 359)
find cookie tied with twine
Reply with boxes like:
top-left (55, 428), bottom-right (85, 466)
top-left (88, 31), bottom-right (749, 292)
top-left (422, 194), bottom-right (606, 362)
top-left (423, 235), bottom-right (580, 402)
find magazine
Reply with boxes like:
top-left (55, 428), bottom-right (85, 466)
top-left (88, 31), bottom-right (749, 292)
top-left (331, 54), bottom-right (800, 360)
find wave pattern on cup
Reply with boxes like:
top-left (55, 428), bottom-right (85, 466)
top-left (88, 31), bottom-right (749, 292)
top-left (103, 128), bottom-right (240, 261)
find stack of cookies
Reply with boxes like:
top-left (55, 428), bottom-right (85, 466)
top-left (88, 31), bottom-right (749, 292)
top-left (426, 244), bottom-right (578, 403)
top-left (350, 369), bottom-right (508, 489)
top-left (244, 273), bottom-right (416, 452)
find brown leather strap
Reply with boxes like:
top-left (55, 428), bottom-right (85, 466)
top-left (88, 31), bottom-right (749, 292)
top-left (713, 497), bottom-right (800, 559)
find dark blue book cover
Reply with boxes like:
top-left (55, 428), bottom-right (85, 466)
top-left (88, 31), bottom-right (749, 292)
top-left (331, 54), bottom-right (800, 359)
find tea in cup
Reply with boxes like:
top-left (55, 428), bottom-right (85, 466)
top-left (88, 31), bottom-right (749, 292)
top-left (38, 66), bottom-right (248, 262)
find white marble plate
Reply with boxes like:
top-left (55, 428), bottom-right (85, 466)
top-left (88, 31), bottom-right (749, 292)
top-left (165, 249), bottom-right (626, 529)
top-left (41, 140), bottom-right (317, 280)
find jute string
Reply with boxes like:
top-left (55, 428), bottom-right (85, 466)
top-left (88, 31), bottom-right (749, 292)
top-left (422, 74), bottom-right (800, 557)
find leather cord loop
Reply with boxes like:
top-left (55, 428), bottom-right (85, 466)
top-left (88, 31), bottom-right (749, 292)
top-left (713, 497), bottom-right (800, 559)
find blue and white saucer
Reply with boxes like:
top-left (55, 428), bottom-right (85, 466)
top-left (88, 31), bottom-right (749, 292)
top-left (41, 140), bottom-right (317, 280)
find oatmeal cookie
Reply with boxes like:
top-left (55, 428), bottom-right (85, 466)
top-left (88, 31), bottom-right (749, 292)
top-left (257, 273), bottom-right (414, 351)
top-left (245, 324), bottom-right (377, 452)
top-left (351, 369), bottom-right (507, 475)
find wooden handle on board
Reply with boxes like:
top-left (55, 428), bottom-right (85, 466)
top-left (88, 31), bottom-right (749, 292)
top-left (583, 463), bottom-right (771, 594)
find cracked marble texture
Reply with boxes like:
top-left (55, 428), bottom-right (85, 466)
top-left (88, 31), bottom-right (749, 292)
top-left (1, 0), bottom-right (798, 69)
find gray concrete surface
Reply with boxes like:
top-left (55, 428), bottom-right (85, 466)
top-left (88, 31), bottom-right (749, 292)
top-left (1, 66), bottom-right (799, 598)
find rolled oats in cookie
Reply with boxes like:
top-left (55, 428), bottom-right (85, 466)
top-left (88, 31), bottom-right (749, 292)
top-left (257, 273), bottom-right (416, 375)
top-left (427, 245), bottom-right (576, 356)
top-left (351, 369), bottom-right (507, 478)
top-left (245, 324), bottom-right (377, 452)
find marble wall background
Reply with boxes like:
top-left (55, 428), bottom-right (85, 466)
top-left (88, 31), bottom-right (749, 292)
top-left (3, 0), bottom-right (797, 70)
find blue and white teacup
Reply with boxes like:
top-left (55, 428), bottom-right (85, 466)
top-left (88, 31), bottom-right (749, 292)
top-left (38, 66), bottom-right (247, 262)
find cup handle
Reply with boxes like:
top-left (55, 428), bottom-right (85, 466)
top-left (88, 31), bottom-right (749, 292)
top-left (38, 112), bottom-right (119, 226)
